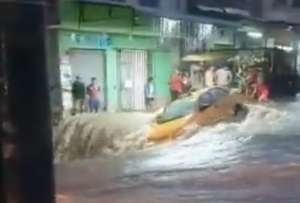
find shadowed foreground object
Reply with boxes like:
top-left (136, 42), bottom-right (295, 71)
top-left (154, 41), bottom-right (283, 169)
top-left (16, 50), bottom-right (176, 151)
top-left (1, 1), bottom-right (56, 203)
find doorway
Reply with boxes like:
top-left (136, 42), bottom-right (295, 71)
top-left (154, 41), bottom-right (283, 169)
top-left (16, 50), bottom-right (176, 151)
top-left (119, 49), bottom-right (148, 111)
top-left (69, 49), bottom-right (106, 110)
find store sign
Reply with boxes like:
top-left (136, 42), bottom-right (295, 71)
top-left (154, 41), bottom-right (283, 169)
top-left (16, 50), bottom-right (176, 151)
top-left (70, 33), bottom-right (112, 48)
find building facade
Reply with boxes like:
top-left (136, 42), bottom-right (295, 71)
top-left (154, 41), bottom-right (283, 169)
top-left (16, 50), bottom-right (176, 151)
top-left (57, 1), bottom-right (185, 113)
top-left (50, 0), bottom-right (279, 115)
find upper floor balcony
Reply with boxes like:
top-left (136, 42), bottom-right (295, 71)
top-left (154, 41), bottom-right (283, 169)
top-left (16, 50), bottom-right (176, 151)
top-left (77, 0), bottom-right (255, 25)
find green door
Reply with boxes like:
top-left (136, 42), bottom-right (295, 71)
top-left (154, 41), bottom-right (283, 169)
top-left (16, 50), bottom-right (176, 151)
top-left (152, 52), bottom-right (172, 100)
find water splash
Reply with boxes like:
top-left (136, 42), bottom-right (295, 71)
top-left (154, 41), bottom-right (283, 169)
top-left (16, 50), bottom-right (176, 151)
top-left (54, 113), bottom-right (154, 161)
top-left (123, 102), bottom-right (300, 174)
top-left (55, 102), bottom-right (300, 163)
top-left (56, 101), bottom-right (300, 203)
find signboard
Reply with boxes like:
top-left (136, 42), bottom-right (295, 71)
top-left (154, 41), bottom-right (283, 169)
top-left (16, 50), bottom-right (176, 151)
top-left (70, 33), bottom-right (112, 48)
top-left (124, 80), bottom-right (133, 88)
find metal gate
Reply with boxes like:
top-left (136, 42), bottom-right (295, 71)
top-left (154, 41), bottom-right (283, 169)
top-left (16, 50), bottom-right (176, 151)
top-left (69, 49), bottom-right (106, 109)
top-left (119, 50), bottom-right (148, 110)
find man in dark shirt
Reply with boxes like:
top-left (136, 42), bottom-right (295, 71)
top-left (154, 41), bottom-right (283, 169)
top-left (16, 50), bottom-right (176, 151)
top-left (71, 76), bottom-right (85, 114)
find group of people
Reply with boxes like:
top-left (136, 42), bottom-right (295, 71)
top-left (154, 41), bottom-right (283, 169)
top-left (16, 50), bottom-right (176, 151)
top-left (168, 66), bottom-right (234, 102)
top-left (205, 65), bottom-right (270, 102)
top-left (71, 76), bottom-right (101, 115)
top-left (167, 64), bottom-right (270, 103)
top-left (79, 65), bottom-right (269, 114)
top-left (204, 66), bottom-right (233, 88)
top-left (144, 70), bottom-right (192, 110)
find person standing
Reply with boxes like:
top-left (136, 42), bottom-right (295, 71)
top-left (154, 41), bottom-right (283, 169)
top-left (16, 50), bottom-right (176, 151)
top-left (169, 70), bottom-right (183, 101)
top-left (87, 77), bottom-right (100, 113)
top-left (252, 76), bottom-right (270, 102)
top-left (245, 69), bottom-right (258, 97)
top-left (190, 63), bottom-right (204, 90)
top-left (215, 66), bottom-right (233, 88)
top-left (182, 72), bottom-right (192, 93)
top-left (205, 66), bottom-right (216, 88)
top-left (71, 76), bottom-right (85, 115)
top-left (145, 77), bottom-right (155, 111)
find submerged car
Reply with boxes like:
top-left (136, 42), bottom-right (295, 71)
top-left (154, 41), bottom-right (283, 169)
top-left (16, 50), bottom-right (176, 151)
top-left (147, 87), bottom-right (252, 142)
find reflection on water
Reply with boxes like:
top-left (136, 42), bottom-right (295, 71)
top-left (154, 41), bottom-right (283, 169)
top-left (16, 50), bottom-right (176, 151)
top-left (56, 102), bottom-right (300, 203)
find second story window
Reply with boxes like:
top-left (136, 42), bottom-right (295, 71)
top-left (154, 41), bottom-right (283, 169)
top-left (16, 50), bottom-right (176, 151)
top-left (139, 0), bottom-right (160, 8)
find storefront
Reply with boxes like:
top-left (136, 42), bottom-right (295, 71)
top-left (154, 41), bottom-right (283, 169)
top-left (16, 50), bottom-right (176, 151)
top-left (119, 49), bottom-right (148, 110)
top-left (54, 1), bottom-right (252, 114)
top-left (58, 30), bottom-right (176, 112)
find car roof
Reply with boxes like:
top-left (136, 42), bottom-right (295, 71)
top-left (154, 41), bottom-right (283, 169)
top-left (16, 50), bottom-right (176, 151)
top-left (173, 87), bottom-right (230, 104)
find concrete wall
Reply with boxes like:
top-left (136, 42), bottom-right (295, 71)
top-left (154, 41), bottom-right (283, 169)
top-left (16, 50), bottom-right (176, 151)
top-left (152, 51), bottom-right (172, 106)
top-left (106, 49), bottom-right (119, 111)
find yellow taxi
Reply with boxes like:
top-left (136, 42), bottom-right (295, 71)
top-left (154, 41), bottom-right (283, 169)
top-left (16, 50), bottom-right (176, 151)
top-left (147, 87), bottom-right (250, 142)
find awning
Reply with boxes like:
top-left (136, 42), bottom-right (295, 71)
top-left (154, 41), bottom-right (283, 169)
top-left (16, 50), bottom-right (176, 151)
top-left (182, 50), bottom-right (237, 62)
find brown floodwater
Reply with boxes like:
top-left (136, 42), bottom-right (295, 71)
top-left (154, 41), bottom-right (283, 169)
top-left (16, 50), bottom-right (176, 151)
top-left (56, 102), bottom-right (300, 203)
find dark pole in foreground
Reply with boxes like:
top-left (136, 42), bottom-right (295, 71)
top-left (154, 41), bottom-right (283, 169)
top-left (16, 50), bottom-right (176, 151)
top-left (3, 1), bottom-right (55, 203)
top-left (0, 30), bottom-right (6, 203)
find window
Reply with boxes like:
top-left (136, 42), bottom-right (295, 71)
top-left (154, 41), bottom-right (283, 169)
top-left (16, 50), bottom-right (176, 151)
top-left (139, 0), bottom-right (160, 8)
top-left (292, 0), bottom-right (300, 7)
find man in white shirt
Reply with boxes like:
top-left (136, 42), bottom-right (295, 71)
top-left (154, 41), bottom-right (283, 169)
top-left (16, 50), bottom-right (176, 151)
top-left (215, 66), bottom-right (233, 87)
top-left (205, 66), bottom-right (216, 88)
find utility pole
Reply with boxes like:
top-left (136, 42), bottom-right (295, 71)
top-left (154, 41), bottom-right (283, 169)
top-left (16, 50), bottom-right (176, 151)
top-left (1, 0), bottom-right (56, 202)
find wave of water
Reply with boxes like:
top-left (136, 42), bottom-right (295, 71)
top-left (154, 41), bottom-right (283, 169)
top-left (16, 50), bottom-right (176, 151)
top-left (123, 102), bottom-right (300, 173)
top-left (56, 102), bottom-right (300, 202)
top-left (106, 102), bottom-right (300, 203)
top-left (55, 101), bottom-right (300, 164)
top-left (54, 113), bottom-right (153, 161)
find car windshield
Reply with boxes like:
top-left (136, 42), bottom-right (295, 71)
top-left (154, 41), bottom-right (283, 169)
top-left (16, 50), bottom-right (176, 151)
top-left (158, 98), bottom-right (195, 123)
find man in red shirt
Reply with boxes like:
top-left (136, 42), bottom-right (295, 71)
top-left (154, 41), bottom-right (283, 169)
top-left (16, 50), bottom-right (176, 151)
top-left (253, 77), bottom-right (270, 102)
top-left (169, 70), bottom-right (183, 101)
top-left (87, 77), bottom-right (100, 112)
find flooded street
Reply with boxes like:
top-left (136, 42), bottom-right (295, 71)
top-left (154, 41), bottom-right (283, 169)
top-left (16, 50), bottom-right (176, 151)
top-left (56, 102), bottom-right (300, 203)
top-left (3, 1), bottom-right (300, 203)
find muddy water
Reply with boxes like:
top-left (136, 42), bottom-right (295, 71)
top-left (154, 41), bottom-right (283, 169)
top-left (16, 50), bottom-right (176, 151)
top-left (56, 102), bottom-right (300, 203)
